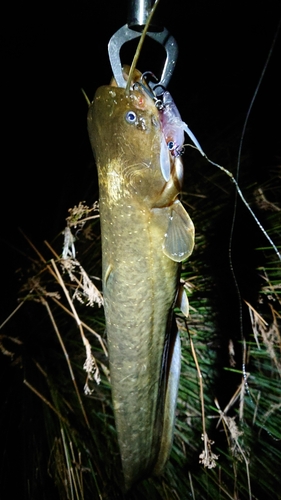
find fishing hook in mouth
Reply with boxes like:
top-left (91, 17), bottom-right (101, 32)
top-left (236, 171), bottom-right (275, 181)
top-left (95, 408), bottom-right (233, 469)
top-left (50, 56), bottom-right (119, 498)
top-left (141, 70), bottom-right (158, 88)
top-left (133, 74), bottom-right (166, 111)
top-left (133, 77), bottom-right (163, 110)
top-left (141, 72), bottom-right (166, 109)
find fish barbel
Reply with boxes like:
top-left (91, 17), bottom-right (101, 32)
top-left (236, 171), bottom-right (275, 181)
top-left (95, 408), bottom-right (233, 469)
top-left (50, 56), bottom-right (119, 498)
top-left (87, 67), bottom-right (194, 490)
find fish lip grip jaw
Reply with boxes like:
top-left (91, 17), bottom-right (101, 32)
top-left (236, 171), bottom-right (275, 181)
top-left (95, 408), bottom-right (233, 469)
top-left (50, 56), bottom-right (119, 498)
top-left (108, 0), bottom-right (178, 90)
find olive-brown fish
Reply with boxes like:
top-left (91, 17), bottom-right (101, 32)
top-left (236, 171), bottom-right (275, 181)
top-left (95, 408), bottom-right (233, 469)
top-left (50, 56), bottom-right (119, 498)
top-left (87, 68), bottom-right (194, 490)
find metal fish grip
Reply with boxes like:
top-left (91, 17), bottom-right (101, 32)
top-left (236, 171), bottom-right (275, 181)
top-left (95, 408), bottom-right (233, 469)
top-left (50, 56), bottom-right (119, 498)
top-left (108, 0), bottom-right (178, 90)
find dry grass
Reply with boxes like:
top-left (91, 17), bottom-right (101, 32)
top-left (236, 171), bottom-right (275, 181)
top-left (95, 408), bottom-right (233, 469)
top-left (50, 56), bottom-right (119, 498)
top-left (1, 166), bottom-right (281, 500)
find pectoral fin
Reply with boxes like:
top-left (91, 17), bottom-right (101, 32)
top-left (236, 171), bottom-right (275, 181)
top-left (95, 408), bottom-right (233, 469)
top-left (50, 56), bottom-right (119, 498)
top-left (153, 331), bottom-right (181, 476)
top-left (163, 200), bottom-right (195, 262)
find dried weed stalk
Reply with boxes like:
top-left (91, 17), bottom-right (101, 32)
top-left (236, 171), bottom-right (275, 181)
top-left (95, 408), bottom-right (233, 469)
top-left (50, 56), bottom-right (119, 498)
top-left (59, 257), bottom-right (103, 308)
top-left (189, 334), bottom-right (218, 469)
top-left (1, 202), bottom-right (106, 418)
top-left (49, 430), bottom-right (87, 500)
top-left (60, 428), bottom-right (85, 500)
top-left (51, 259), bottom-right (102, 400)
top-left (245, 300), bottom-right (281, 376)
top-left (0, 335), bottom-right (22, 358)
top-left (66, 201), bottom-right (99, 229)
top-left (198, 433), bottom-right (219, 469)
top-left (59, 202), bottom-right (103, 309)
top-left (214, 398), bottom-right (252, 500)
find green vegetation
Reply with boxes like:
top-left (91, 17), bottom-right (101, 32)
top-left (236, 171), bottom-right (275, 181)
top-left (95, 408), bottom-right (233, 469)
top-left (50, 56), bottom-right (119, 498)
top-left (1, 146), bottom-right (280, 499)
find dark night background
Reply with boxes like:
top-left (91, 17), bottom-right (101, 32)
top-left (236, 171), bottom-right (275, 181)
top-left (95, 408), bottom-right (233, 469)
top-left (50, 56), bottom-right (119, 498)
top-left (1, 0), bottom-right (281, 310)
top-left (1, 0), bottom-right (281, 497)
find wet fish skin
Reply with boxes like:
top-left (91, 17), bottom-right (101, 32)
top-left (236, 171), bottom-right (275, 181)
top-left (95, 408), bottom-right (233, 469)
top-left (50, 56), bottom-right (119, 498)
top-left (87, 70), bottom-right (194, 490)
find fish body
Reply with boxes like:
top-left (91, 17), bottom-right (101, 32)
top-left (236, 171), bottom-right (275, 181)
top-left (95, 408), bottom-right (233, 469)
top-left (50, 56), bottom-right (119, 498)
top-left (87, 69), bottom-right (194, 489)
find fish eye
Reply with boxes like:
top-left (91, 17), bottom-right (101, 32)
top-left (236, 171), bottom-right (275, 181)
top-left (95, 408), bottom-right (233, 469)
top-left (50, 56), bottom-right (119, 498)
top-left (126, 111), bottom-right (137, 124)
top-left (167, 141), bottom-right (175, 150)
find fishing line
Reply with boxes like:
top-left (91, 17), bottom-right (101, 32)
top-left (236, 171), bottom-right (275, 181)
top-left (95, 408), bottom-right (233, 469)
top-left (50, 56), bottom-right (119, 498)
top-left (225, 15), bottom-right (281, 427)
top-left (181, 147), bottom-right (281, 263)
top-left (180, 14), bottom-right (281, 431)
top-left (229, 14), bottom-right (281, 305)
top-left (125, 0), bottom-right (280, 435)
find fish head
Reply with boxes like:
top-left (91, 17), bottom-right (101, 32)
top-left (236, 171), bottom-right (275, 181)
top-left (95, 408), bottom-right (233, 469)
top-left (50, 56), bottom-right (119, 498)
top-left (87, 67), bottom-right (183, 208)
